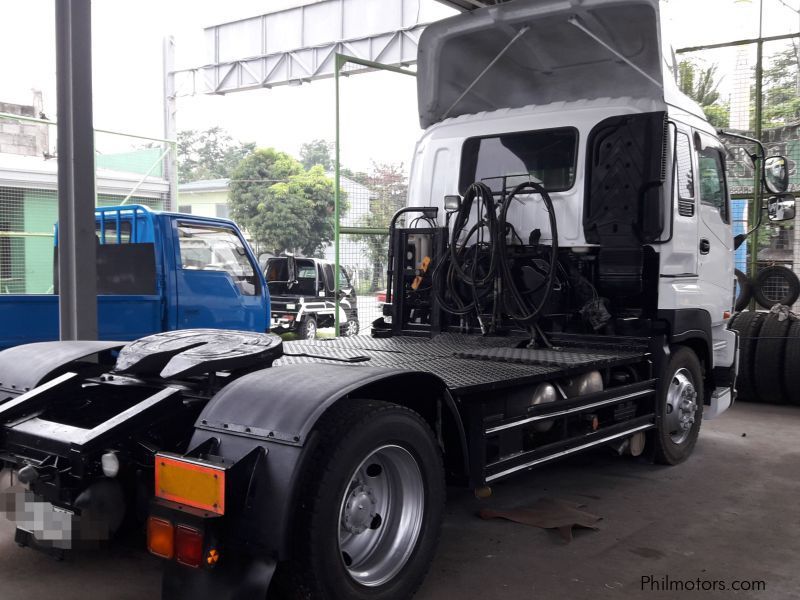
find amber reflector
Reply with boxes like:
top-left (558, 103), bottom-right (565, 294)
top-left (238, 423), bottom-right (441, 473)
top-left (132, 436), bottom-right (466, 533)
top-left (155, 454), bottom-right (225, 515)
top-left (147, 517), bottom-right (174, 559)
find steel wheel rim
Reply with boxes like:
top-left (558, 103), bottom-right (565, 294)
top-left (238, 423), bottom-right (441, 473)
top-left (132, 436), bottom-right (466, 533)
top-left (305, 320), bottom-right (316, 339)
top-left (349, 320), bottom-right (360, 336)
top-left (338, 444), bottom-right (425, 587)
top-left (665, 368), bottom-right (698, 444)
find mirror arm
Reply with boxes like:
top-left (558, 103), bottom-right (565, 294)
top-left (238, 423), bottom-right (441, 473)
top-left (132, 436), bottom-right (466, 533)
top-left (717, 130), bottom-right (766, 163)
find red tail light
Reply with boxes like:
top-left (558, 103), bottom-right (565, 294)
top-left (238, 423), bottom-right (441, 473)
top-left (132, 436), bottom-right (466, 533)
top-left (175, 525), bottom-right (204, 568)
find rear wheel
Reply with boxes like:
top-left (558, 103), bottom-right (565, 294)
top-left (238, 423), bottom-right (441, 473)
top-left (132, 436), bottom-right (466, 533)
top-left (653, 346), bottom-right (704, 465)
top-left (298, 316), bottom-right (317, 340)
top-left (342, 317), bottom-right (360, 337)
top-left (279, 400), bottom-right (445, 600)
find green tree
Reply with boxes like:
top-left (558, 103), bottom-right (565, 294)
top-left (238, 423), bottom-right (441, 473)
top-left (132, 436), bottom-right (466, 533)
top-left (177, 127), bottom-right (255, 183)
top-left (678, 59), bottom-right (730, 129)
top-left (229, 149), bottom-right (344, 256)
top-left (353, 162), bottom-right (408, 290)
top-left (761, 44), bottom-right (800, 127)
top-left (299, 139), bottom-right (334, 171)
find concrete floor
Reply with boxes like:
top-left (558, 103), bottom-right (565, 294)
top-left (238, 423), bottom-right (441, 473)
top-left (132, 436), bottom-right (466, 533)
top-left (1, 401), bottom-right (798, 600)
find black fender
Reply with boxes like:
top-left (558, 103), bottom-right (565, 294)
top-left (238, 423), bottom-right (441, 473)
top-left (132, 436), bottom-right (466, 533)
top-left (656, 308), bottom-right (713, 401)
top-left (0, 340), bottom-right (124, 399)
top-left (187, 363), bottom-right (468, 559)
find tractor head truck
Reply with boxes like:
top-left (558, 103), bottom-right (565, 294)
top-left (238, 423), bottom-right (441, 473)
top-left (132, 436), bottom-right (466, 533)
top-left (0, 1), bottom-right (794, 600)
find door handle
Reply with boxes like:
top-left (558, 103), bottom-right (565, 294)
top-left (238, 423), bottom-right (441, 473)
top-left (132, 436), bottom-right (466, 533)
top-left (699, 239), bottom-right (711, 255)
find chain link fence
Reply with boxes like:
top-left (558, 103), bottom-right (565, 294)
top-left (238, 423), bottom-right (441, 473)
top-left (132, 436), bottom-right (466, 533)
top-left (333, 55), bottom-right (419, 335)
top-left (0, 110), bottom-right (174, 294)
top-left (676, 31), bottom-right (800, 311)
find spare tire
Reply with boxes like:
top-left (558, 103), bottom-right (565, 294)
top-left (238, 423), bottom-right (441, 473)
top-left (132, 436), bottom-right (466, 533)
top-left (753, 266), bottom-right (800, 309)
top-left (734, 269), bottom-right (753, 312)
top-left (729, 311), bottom-right (767, 402)
top-left (754, 313), bottom-right (792, 404)
top-left (783, 320), bottom-right (800, 406)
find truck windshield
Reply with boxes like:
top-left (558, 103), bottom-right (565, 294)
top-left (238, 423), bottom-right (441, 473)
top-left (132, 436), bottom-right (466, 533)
top-left (459, 127), bottom-right (578, 194)
top-left (266, 258), bottom-right (317, 296)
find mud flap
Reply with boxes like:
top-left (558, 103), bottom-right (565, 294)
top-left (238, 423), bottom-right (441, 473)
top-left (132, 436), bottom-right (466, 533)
top-left (162, 557), bottom-right (276, 600)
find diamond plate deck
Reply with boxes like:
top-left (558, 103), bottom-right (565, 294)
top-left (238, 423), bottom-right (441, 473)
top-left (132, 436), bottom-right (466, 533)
top-left (278, 334), bottom-right (648, 394)
top-left (453, 347), bottom-right (641, 368)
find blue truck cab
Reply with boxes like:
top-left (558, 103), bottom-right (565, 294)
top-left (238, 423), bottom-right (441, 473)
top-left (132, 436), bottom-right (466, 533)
top-left (0, 205), bottom-right (270, 349)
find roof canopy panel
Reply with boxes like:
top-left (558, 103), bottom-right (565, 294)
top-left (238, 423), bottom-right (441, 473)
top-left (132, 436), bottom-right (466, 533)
top-left (418, 0), bottom-right (665, 128)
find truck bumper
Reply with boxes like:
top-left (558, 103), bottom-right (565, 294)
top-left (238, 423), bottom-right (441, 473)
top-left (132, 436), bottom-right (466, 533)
top-left (270, 316), bottom-right (297, 331)
top-left (704, 387), bottom-right (734, 420)
top-left (162, 556), bottom-right (276, 600)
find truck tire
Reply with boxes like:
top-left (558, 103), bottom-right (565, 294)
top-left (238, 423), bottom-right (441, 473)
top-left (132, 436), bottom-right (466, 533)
top-left (278, 399), bottom-right (445, 600)
top-left (728, 311), bottom-right (767, 402)
top-left (734, 269), bottom-right (752, 312)
top-left (298, 316), bottom-right (318, 340)
top-left (753, 266), bottom-right (800, 309)
top-left (783, 320), bottom-right (800, 406)
top-left (754, 313), bottom-right (792, 404)
top-left (653, 346), bottom-right (704, 465)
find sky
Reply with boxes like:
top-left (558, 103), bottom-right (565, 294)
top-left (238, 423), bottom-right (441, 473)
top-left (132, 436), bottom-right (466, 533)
top-left (1, 0), bottom-right (799, 172)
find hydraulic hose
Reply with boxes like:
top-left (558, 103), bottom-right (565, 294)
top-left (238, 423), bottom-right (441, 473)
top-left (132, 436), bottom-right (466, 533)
top-left (433, 180), bottom-right (559, 328)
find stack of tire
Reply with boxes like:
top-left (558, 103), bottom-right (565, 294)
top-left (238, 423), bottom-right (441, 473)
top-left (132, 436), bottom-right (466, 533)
top-left (728, 309), bottom-right (800, 405)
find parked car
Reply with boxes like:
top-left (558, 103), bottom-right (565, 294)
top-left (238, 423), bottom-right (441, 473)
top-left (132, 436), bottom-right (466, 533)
top-left (266, 256), bottom-right (359, 338)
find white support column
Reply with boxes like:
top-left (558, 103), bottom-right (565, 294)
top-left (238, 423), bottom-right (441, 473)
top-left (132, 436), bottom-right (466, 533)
top-left (163, 36), bottom-right (178, 211)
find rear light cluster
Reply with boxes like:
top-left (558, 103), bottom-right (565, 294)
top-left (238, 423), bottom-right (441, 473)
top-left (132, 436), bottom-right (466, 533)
top-left (147, 517), bottom-right (209, 568)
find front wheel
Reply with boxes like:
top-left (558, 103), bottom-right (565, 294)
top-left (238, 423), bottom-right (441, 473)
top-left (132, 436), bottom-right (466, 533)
top-left (653, 346), bottom-right (704, 465)
top-left (278, 400), bottom-right (445, 600)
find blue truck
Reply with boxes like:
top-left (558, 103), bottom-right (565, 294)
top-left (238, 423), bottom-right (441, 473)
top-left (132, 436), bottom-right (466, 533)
top-left (0, 205), bottom-right (270, 349)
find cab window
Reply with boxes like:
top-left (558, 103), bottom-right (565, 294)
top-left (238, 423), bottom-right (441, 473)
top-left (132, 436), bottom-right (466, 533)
top-left (697, 145), bottom-right (729, 223)
top-left (265, 258), bottom-right (316, 296)
top-left (676, 132), bottom-right (695, 217)
top-left (339, 266), bottom-right (352, 288)
top-left (323, 264), bottom-right (335, 292)
top-left (178, 222), bottom-right (259, 296)
top-left (459, 127), bottom-right (578, 194)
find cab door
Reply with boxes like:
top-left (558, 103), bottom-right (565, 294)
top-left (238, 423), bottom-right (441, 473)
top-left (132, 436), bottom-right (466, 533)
top-left (173, 220), bottom-right (267, 332)
top-left (694, 131), bottom-right (734, 321)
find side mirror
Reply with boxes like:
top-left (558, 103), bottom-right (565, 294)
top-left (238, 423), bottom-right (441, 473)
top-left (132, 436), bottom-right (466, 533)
top-left (763, 156), bottom-right (789, 194)
top-left (768, 192), bottom-right (796, 222)
top-left (444, 195), bottom-right (462, 211)
top-left (734, 233), bottom-right (747, 250)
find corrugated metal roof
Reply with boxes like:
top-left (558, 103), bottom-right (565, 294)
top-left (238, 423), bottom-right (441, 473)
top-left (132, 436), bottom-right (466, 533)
top-left (436, 0), bottom-right (509, 11)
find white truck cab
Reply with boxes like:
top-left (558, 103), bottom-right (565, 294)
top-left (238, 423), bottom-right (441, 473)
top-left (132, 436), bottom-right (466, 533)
top-left (405, 0), bottom-right (748, 415)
